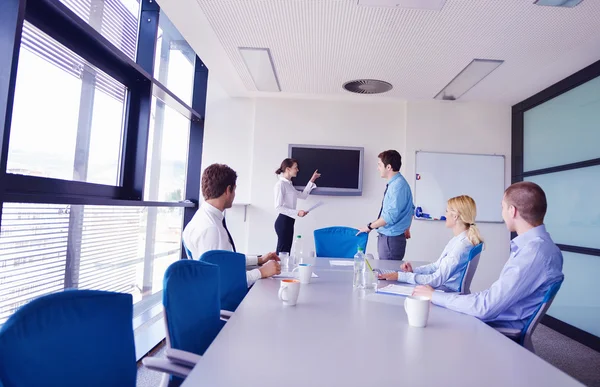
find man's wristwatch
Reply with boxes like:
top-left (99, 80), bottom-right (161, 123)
top-left (367, 222), bottom-right (373, 231)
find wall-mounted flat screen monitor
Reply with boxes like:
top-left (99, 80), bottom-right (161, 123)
top-left (288, 144), bottom-right (364, 196)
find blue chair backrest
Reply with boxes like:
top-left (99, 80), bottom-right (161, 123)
top-left (200, 250), bottom-right (248, 312)
top-left (520, 280), bottom-right (563, 344)
top-left (163, 260), bottom-right (224, 356)
top-left (314, 227), bottom-right (368, 258)
top-left (457, 243), bottom-right (483, 294)
top-left (0, 290), bottom-right (136, 387)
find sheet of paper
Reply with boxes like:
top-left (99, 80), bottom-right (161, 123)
top-left (329, 260), bottom-right (355, 267)
top-left (377, 284), bottom-right (415, 296)
top-left (307, 201), bottom-right (324, 212)
top-left (273, 272), bottom-right (319, 279)
top-left (377, 284), bottom-right (446, 296)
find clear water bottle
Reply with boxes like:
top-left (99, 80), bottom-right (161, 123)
top-left (291, 235), bottom-right (303, 267)
top-left (353, 247), bottom-right (365, 289)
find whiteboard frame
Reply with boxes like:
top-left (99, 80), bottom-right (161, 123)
top-left (414, 150), bottom-right (506, 224)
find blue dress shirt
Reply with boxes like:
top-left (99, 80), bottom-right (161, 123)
top-left (378, 173), bottom-right (415, 237)
top-left (431, 225), bottom-right (564, 329)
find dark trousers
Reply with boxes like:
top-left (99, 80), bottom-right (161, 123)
top-left (377, 233), bottom-right (407, 260)
top-left (275, 214), bottom-right (295, 254)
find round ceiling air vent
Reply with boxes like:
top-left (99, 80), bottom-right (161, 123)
top-left (343, 79), bottom-right (393, 94)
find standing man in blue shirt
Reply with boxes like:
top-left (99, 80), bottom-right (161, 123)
top-left (357, 150), bottom-right (415, 260)
top-left (413, 181), bottom-right (564, 331)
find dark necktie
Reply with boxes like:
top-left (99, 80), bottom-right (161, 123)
top-left (222, 217), bottom-right (236, 253)
top-left (377, 184), bottom-right (389, 219)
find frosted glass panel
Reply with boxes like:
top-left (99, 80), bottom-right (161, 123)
top-left (523, 75), bottom-right (600, 172)
top-left (547, 251), bottom-right (600, 338)
top-left (526, 165), bottom-right (600, 249)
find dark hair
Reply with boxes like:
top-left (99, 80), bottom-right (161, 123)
top-left (504, 181), bottom-right (547, 226)
top-left (275, 158), bottom-right (298, 175)
top-left (378, 150), bottom-right (402, 172)
top-left (202, 163), bottom-right (237, 200)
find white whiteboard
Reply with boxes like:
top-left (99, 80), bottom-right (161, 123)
top-left (415, 151), bottom-right (505, 223)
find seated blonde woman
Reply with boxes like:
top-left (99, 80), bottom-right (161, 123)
top-left (379, 195), bottom-right (483, 292)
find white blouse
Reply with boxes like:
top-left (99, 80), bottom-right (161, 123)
top-left (273, 175), bottom-right (316, 219)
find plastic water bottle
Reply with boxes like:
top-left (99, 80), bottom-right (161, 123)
top-left (291, 235), bottom-right (303, 266)
top-left (353, 247), bottom-right (365, 289)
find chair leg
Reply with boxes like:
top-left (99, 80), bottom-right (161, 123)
top-left (523, 336), bottom-right (535, 354)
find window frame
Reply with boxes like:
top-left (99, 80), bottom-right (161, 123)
top-left (0, 0), bottom-right (204, 212)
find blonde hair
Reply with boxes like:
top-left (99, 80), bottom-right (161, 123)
top-left (447, 195), bottom-right (484, 246)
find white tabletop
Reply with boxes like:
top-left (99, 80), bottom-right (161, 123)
top-left (182, 258), bottom-right (581, 387)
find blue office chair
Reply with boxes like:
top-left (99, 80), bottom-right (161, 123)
top-left (314, 227), bottom-right (368, 258)
top-left (200, 250), bottom-right (248, 312)
top-left (495, 280), bottom-right (563, 353)
top-left (457, 243), bottom-right (483, 294)
top-left (144, 260), bottom-right (227, 386)
top-left (0, 290), bottom-right (137, 387)
top-left (163, 259), bottom-right (225, 355)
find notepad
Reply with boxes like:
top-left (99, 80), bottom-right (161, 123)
top-left (329, 260), bottom-right (355, 267)
top-left (377, 284), bottom-right (415, 296)
top-left (373, 268), bottom-right (397, 275)
top-left (274, 272), bottom-right (319, 279)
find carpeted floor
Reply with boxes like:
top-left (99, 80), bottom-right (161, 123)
top-left (136, 324), bottom-right (600, 387)
top-left (532, 324), bottom-right (600, 387)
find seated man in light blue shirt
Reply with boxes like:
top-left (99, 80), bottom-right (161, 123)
top-left (414, 182), bottom-right (564, 330)
top-left (357, 150), bottom-right (415, 260)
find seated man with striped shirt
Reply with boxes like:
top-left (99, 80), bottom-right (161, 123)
top-left (183, 163), bottom-right (281, 287)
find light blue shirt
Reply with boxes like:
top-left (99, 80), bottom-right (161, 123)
top-left (431, 225), bottom-right (564, 330)
top-left (378, 173), bottom-right (415, 237)
top-left (397, 231), bottom-right (475, 292)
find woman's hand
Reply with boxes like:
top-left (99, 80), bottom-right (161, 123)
top-left (310, 169), bottom-right (321, 183)
top-left (298, 210), bottom-right (309, 217)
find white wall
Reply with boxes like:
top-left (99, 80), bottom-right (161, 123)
top-left (246, 98), bottom-right (407, 256)
top-left (403, 101), bottom-right (512, 292)
top-left (201, 80), bottom-right (512, 291)
top-left (201, 76), bottom-right (255, 252)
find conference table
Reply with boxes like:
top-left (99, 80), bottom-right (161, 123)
top-left (182, 258), bottom-right (581, 386)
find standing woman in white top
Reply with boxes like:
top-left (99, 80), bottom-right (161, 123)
top-left (274, 158), bottom-right (321, 254)
top-left (379, 195), bottom-right (484, 292)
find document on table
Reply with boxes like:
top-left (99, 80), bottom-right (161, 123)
top-left (377, 284), bottom-right (415, 296)
top-left (329, 260), bottom-right (355, 267)
top-left (273, 272), bottom-right (319, 279)
top-left (377, 284), bottom-right (445, 296)
top-left (307, 201), bottom-right (324, 212)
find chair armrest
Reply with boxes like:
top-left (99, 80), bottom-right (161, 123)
top-left (165, 348), bottom-right (202, 368)
top-left (142, 357), bottom-right (191, 379)
top-left (220, 309), bottom-right (234, 321)
top-left (495, 327), bottom-right (522, 340)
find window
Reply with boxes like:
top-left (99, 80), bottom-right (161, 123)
top-left (526, 165), bottom-right (600, 250)
top-left (548, 251), bottom-right (600, 338)
top-left (154, 10), bottom-right (195, 106)
top-left (0, 203), bottom-right (184, 325)
top-left (8, 22), bottom-right (125, 185)
top-left (523, 75), bottom-right (600, 172)
top-left (517, 70), bottom-right (600, 344)
top-left (60, 0), bottom-right (140, 61)
top-left (0, 0), bottom-right (205, 354)
top-left (143, 95), bottom-right (190, 202)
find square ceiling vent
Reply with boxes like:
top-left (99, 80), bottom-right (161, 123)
top-left (357, 0), bottom-right (447, 11)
